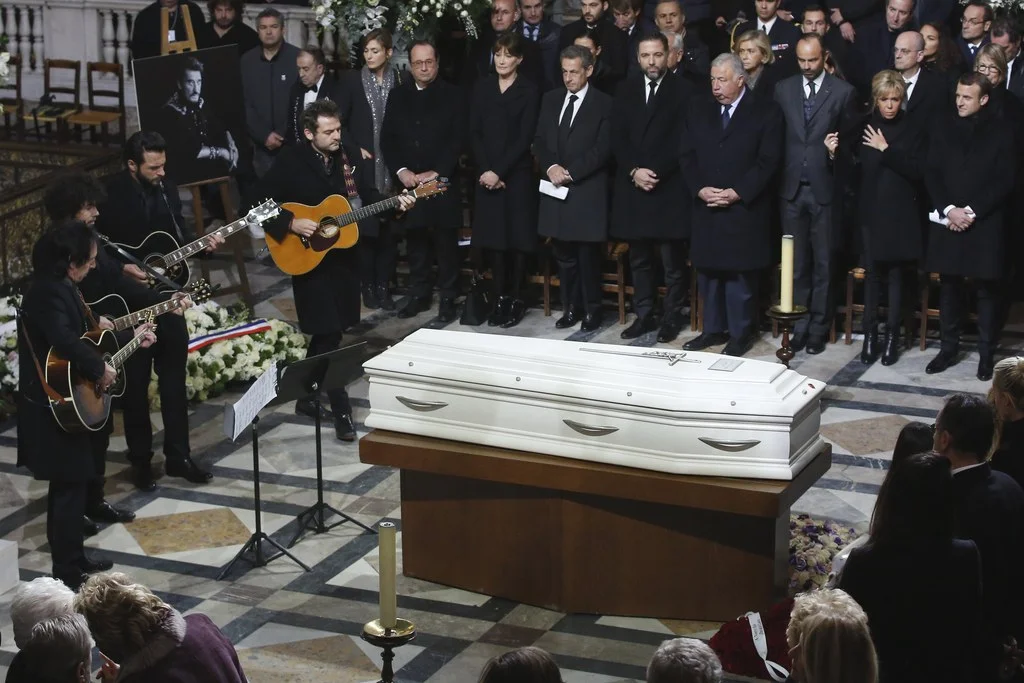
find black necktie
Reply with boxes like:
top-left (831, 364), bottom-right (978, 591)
top-left (647, 80), bottom-right (657, 107)
top-left (970, 44), bottom-right (978, 55)
top-left (526, 24), bottom-right (539, 40)
top-left (721, 105), bottom-right (731, 129)
top-left (804, 79), bottom-right (816, 123)
top-left (307, 83), bottom-right (318, 94)
top-left (558, 94), bottom-right (578, 156)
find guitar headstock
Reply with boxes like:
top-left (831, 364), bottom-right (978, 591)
top-left (185, 279), bottom-right (214, 305)
top-left (247, 199), bottom-right (282, 225)
top-left (413, 178), bottom-right (449, 199)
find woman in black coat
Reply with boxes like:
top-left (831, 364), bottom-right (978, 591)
top-left (339, 28), bottom-right (406, 311)
top-left (574, 30), bottom-right (618, 95)
top-left (837, 452), bottom-right (984, 683)
top-left (469, 32), bottom-right (540, 328)
top-left (733, 30), bottom-right (784, 103)
top-left (827, 70), bottom-right (924, 366)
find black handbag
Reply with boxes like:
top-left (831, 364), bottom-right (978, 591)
top-left (460, 272), bottom-right (492, 326)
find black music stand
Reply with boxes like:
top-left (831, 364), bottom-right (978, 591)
top-left (283, 342), bottom-right (377, 548)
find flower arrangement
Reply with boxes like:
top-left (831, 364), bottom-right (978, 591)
top-left (311, 0), bottom-right (388, 56)
top-left (0, 36), bottom-right (10, 115)
top-left (395, 0), bottom-right (488, 40)
top-left (0, 295), bottom-right (21, 416)
top-left (709, 598), bottom-right (794, 681)
top-left (789, 513), bottom-right (860, 593)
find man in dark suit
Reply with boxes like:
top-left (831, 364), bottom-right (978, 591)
top-left (196, 0), bottom-right (259, 54)
top-left (285, 47), bottom-right (347, 145)
top-left (774, 34), bottom-right (855, 353)
top-left (895, 30), bottom-right (948, 123)
top-left (735, 0), bottom-right (802, 65)
top-left (560, 0), bottom-right (631, 84)
top-left (381, 40), bottom-right (465, 322)
top-left (847, 0), bottom-right (915, 95)
top-left (801, 5), bottom-right (850, 78)
top-left (682, 54), bottom-right (783, 356)
top-left (991, 16), bottom-right (1024, 99)
top-left (613, 0), bottom-right (658, 75)
top-left (522, 0), bottom-right (563, 90)
top-left (655, 0), bottom-right (711, 77)
top-left (258, 100), bottom-right (415, 440)
top-left (611, 33), bottom-right (692, 342)
top-left (957, 0), bottom-right (992, 66)
top-left (934, 393), bottom-right (1024, 677)
top-left (465, 0), bottom-right (546, 90)
top-left (924, 73), bottom-right (1013, 381)
top-left (535, 45), bottom-right (614, 331)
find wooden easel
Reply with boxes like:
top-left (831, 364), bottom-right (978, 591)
top-left (182, 176), bottom-right (254, 308)
top-left (160, 5), bottom-right (198, 55)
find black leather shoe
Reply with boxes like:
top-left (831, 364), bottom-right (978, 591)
top-left (296, 397), bottom-right (333, 421)
top-left (657, 314), bottom-right (685, 344)
top-left (926, 349), bottom-right (958, 374)
top-left (132, 464), bottom-right (157, 493)
top-left (683, 331), bottom-right (730, 351)
top-left (335, 413), bottom-right (356, 442)
top-left (555, 309), bottom-right (579, 329)
top-left (790, 335), bottom-right (807, 352)
top-left (361, 285), bottom-right (380, 310)
top-left (397, 296), bottom-right (431, 318)
top-left (861, 331), bottom-right (880, 365)
top-left (581, 312), bottom-right (602, 331)
top-left (806, 337), bottom-right (826, 355)
top-left (87, 501), bottom-right (135, 524)
top-left (376, 284), bottom-right (395, 311)
top-left (501, 299), bottom-right (527, 328)
top-left (55, 571), bottom-right (88, 591)
top-left (723, 333), bottom-right (756, 357)
top-left (165, 457), bottom-right (213, 484)
top-left (880, 332), bottom-right (900, 366)
top-left (620, 314), bottom-right (658, 339)
top-left (438, 297), bottom-right (458, 323)
top-left (488, 296), bottom-right (512, 327)
top-left (978, 356), bottom-right (995, 382)
top-left (79, 554), bottom-right (113, 574)
top-left (83, 516), bottom-right (99, 537)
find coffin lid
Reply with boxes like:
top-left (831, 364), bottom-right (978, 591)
top-left (363, 330), bottom-right (825, 419)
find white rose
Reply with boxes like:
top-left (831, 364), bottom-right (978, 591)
top-left (461, 8), bottom-right (469, 15)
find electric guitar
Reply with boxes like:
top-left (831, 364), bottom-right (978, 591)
top-left (87, 280), bottom-right (213, 328)
top-left (46, 315), bottom-right (156, 433)
top-left (266, 180), bottom-right (448, 276)
top-left (109, 200), bottom-right (281, 291)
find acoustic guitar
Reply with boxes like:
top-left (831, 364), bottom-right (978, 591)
top-left (87, 280), bottom-right (213, 329)
top-left (46, 314), bottom-right (156, 433)
top-left (267, 179), bottom-right (448, 276)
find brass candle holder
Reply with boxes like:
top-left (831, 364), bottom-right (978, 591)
top-left (361, 618), bottom-right (417, 683)
top-left (767, 304), bottom-right (809, 368)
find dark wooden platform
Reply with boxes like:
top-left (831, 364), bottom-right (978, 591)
top-left (360, 429), bottom-right (831, 621)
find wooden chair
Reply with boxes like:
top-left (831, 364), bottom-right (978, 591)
top-left (531, 240), bottom-right (630, 324)
top-left (917, 272), bottom-right (978, 351)
top-left (841, 266), bottom-right (916, 347)
top-left (68, 62), bottom-right (126, 146)
top-left (23, 59), bottom-right (81, 142)
top-left (0, 55), bottom-right (24, 139)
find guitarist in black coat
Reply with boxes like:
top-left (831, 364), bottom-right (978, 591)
top-left (256, 99), bottom-right (415, 441)
top-left (95, 132), bottom-right (220, 491)
top-left (18, 221), bottom-right (155, 589)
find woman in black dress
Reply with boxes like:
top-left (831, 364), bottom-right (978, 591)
top-left (340, 28), bottom-right (405, 311)
top-left (826, 70), bottom-right (924, 366)
top-left (469, 32), bottom-right (540, 328)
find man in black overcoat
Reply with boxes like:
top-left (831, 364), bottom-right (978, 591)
top-left (924, 73), bottom-right (1014, 381)
top-left (560, 0), bottom-right (631, 85)
top-left (991, 16), bottom-right (1024, 100)
top-left (896, 30), bottom-right (949, 125)
top-left (464, 0), bottom-right (547, 91)
top-left (534, 45), bottom-right (614, 331)
top-left (682, 53), bottom-right (783, 357)
top-left (96, 132), bottom-right (220, 490)
top-left (381, 40), bottom-right (465, 322)
top-left (934, 393), bottom-right (1024, 678)
top-left (523, 0), bottom-right (564, 91)
top-left (846, 0), bottom-right (915, 96)
top-left (611, 33), bottom-right (692, 343)
top-left (285, 47), bottom-right (348, 145)
top-left (257, 99), bottom-right (415, 440)
top-left (196, 0), bottom-right (260, 55)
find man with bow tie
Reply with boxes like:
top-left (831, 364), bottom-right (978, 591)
top-left (285, 46), bottom-right (347, 145)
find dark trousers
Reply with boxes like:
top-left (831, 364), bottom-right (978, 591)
top-left (48, 479), bottom-right (87, 578)
top-left (87, 423), bottom-right (112, 511)
top-left (358, 221), bottom-right (397, 287)
top-left (553, 240), bottom-right (603, 316)
top-left (863, 261), bottom-right (912, 333)
top-left (699, 270), bottom-right (757, 340)
top-left (782, 185), bottom-right (833, 340)
top-left (124, 313), bottom-right (189, 467)
top-left (307, 332), bottom-right (352, 417)
top-left (407, 225), bottom-right (460, 299)
top-left (628, 239), bottom-right (688, 320)
top-left (939, 275), bottom-right (1000, 358)
top-left (488, 249), bottom-right (527, 298)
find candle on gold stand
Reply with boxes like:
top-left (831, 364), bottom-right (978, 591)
top-left (363, 521), bottom-right (416, 683)
top-left (780, 235), bottom-right (794, 313)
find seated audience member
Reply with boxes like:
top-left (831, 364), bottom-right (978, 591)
top-left (75, 572), bottom-right (247, 683)
top-left (933, 393), bottom-right (1024, 678)
top-left (646, 637), bottom-right (723, 683)
top-left (6, 613), bottom-right (94, 683)
top-left (11, 577), bottom-right (76, 650)
top-left (786, 589), bottom-right (878, 683)
top-left (838, 453), bottom-right (983, 683)
top-left (478, 646), bottom-right (562, 683)
top-left (990, 357), bottom-right (1024, 490)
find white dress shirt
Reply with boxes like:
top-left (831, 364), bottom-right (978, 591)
top-left (558, 83), bottom-right (589, 126)
top-left (721, 86), bottom-right (746, 120)
top-left (303, 74), bottom-right (324, 109)
top-left (951, 462), bottom-right (987, 476)
top-left (1009, 56), bottom-right (1017, 89)
top-left (759, 16), bottom-right (777, 34)
top-left (803, 69), bottom-right (826, 98)
top-left (645, 74), bottom-right (666, 102)
top-left (903, 66), bottom-right (920, 101)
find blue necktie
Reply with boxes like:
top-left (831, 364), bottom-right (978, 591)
top-left (721, 105), bottom-right (731, 129)
top-left (803, 79), bottom-right (817, 124)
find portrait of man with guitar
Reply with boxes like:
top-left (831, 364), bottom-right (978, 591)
top-left (256, 98), bottom-right (419, 442)
top-left (17, 220), bottom-right (157, 589)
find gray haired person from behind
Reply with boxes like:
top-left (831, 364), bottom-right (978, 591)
top-left (647, 637), bottom-right (724, 683)
top-left (7, 613), bottom-right (94, 683)
top-left (11, 577), bottom-right (76, 649)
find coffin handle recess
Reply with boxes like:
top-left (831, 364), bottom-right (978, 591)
top-left (563, 419), bottom-right (619, 437)
top-left (396, 396), bottom-right (449, 412)
top-left (698, 437), bottom-right (761, 452)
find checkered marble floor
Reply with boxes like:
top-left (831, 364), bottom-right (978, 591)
top-left (0, 255), bottom-right (1017, 682)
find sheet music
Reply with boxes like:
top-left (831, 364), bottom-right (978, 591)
top-left (224, 362), bottom-right (279, 441)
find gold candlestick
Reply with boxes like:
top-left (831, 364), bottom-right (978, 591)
top-left (361, 618), bottom-right (417, 683)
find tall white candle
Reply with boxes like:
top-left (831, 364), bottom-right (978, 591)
top-left (378, 522), bottom-right (397, 630)
top-left (780, 235), bottom-right (795, 313)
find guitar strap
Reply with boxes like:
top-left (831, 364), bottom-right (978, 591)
top-left (75, 289), bottom-right (100, 331)
top-left (15, 310), bottom-right (67, 406)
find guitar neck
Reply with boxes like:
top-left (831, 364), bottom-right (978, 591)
top-left (110, 329), bottom-right (150, 368)
top-left (162, 217), bottom-right (249, 266)
top-left (334, 195), bottom-right (402, 226)
top-left (113, 298), bottom-right (183, 332)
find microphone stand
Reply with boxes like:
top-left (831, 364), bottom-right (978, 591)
top-left (96, 233), bottom-right (184, 292)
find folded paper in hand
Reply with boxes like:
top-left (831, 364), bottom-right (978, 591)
top-left (928, 206), bottom-right (975, 227)
top-left (539, 180), bottom-right (569, 200)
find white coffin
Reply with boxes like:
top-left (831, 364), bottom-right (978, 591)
top-left (363, 330), bottom-right (827, 480)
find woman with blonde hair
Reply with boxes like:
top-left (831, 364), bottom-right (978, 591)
top-left (786, 589), bottom-right (878, 683)
top-left (990, 356), bottom-right (1024, 489)
top-left (732, 30), bottom-right (782, 98)
top-left (75, 572), bottom-right (246, 683)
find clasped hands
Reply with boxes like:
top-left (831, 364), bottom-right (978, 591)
top-left (698, 187), bottom-right (740, 207)
top-left (632, 167), bottom-right (658, 192)
top-left (547, 164), bottom-right (573, 187)
top-left (946, 207), bottom-right (975, 232)
top-left (478, 170), bottom-right (506, 191)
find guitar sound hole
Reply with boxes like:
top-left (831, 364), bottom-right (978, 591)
top-left (318, 218), bottom-right (340, 239)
